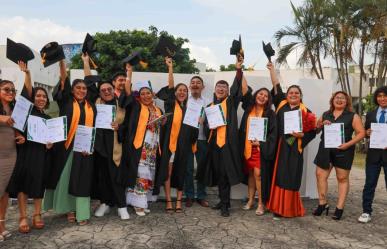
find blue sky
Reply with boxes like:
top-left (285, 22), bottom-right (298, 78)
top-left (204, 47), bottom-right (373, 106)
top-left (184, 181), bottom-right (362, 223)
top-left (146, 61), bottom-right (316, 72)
top-left (0, 0), bottom-right (306, 69)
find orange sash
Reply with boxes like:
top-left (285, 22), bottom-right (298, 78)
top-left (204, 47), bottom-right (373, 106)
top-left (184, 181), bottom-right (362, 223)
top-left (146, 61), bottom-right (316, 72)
top-left (208, 98), bottom-right (228, 148)
top-left (133, 103), bottom-right (162, 149)
top-left (169, 101), bottom-right (183, 153)
top-left (65, 99), bottom-right (94, 149)
top-left (276, 100), bottom-right (307, 153)
top-left (244, 106), bottom-right (263, 159)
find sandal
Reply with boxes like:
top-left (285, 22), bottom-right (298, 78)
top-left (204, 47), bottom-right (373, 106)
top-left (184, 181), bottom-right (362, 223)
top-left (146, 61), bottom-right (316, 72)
top-left (32, 214), bottom-right (45, 229)
top-left (255, 205), bottom-right (265, 216)
top-left (18, 216), bottom-right (30, 234)
top-left (0, 220), bottom-right (11, 238)
top-left (78, 220), bottom-right (88, 226)
top-left (175, 199), bottom-right (183, 213)
top-left (165, 200), bottom-right (173, 213)
top-left (134, 207), bottom-right (146, 216)
top-left (67, 212), bottom-right (76, 223)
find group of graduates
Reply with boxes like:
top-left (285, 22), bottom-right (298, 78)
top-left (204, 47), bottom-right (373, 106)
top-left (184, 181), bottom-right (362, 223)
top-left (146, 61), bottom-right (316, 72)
top-left (0, 46), bottom-right (386, 241)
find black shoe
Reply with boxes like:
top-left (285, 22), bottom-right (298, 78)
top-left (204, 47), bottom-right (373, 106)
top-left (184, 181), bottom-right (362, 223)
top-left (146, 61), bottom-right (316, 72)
top-left (220, 206), bottom-right (230, 217)
top-left (313, 203), bottom-right (330, 216)
top-left (212, 202), bottom-right (230, 210)
top-left (332, 208), bottom-right (344, 220)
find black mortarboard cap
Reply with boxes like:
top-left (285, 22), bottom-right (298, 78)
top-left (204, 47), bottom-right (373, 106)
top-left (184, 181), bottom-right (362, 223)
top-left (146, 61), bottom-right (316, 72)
top-left (155, 35), bottom-right (178, 58)
top-left (40, 42), bottom-right (65, 67)
top-left (262, 41), bottom-right (275, 62)
top-left (6, 38), bottom-right (35, 64)
top-left (82, 33), bottom-right (96, 55)
top-left (230, 35), bottom-right (244, 60)
top-left (122, 51), bottom-right (141, 66)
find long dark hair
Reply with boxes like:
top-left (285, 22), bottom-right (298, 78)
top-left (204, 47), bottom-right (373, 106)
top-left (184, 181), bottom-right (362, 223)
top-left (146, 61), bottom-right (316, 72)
top-left (0, 80), bottom-right (16, 115)
top-left (33, 87), bottom-right (50, 109)
top-left (174, 83), bottom-right (188, 106)
top-left (247, 87), bottom-right (273, 117)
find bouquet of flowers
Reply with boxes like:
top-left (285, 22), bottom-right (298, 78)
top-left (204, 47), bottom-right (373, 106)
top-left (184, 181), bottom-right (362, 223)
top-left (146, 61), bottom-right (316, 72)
top-left (286, 110), bottom-right (316, 146)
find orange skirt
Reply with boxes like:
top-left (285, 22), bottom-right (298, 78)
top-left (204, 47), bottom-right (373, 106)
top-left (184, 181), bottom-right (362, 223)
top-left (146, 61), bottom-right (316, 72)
top-left (267, 139), bottom-right (305, 217)
top-left (244, 147), bottom-right (261, 172)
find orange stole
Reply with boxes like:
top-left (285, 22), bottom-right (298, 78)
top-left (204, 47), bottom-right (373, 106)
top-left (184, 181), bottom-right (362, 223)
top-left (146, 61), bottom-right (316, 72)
top-left (169, 101), bottom-right (183, 153)
top-left (276, 100), bottom-right (307, 153)
top-left (133, 103), bottom-right (162, 149)
top-left (244, 107), bottom-right (263, 159)
top-left (208, 98), bottom-right (228, 148)
top-left (65, 99), bottom-right (94, 150)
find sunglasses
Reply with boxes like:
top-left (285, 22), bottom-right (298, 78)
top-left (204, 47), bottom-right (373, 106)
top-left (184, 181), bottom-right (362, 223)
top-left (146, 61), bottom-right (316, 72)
top-left (1, 87), bottom-right (17, 94)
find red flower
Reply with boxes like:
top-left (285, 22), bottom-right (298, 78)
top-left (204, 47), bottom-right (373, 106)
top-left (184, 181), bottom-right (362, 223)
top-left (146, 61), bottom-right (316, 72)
top-left (302, 110), bottom-right (316, 133)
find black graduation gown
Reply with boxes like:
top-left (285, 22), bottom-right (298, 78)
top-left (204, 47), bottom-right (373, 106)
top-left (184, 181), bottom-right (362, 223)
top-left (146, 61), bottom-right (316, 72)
top-left (153, 86), bottom-right (198, 194)
top-left (47, 77), bottom-right (97, 197)
top-left (196, 74), bottom-right (244, 187)
top-left (238, 90), bottom-right (278, 204)
top-left (117, 94), bottom-right (163, 188)
top-left (271, 85), bottom-right (316, 191)
top-left (6, 87), bottom-right (51, 199)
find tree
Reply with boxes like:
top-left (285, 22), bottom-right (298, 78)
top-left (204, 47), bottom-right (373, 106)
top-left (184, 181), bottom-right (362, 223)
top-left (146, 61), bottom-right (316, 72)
top-left (219, 64), bottom-right (246, 71)
top-left (70, 26), bottom-right (199, 79)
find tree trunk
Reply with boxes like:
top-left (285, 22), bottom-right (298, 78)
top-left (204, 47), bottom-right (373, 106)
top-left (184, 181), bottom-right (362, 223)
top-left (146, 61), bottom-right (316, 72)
top-left (358, 38), bottom-right (366, 114)
top-left (370, 40), bottom-right (379, 94)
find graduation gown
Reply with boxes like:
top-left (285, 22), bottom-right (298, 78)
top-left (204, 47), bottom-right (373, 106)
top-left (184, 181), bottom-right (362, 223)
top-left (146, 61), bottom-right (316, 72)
top-left (117, 94), bottom-right (163, 188)
top-left (154, 86), bottom-right (198, 194)
top-left (238, 90), bottom-right (277, 204)
top-left (6, 87), bottom-right (51, 199)
top-left (196, 73), bottom-right (244, 187)
top-left (46, 77), bottom-right (97, 197)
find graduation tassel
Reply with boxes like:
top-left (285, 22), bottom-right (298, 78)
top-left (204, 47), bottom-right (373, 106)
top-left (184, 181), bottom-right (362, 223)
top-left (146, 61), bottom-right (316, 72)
top-left (139, 60), bottom-right (148, 69)
top-left (41, 53), bottom-right (46, 65)
top-left (89, 57), bottom-right (98, 69)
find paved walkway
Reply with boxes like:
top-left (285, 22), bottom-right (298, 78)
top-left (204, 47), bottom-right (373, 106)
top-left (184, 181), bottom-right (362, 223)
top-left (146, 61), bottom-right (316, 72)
top-left (1, 166), bottom-right (386, 249)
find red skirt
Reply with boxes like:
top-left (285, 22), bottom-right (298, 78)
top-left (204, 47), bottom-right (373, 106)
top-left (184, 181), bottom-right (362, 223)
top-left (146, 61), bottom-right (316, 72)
top-left (244, 147), bottom-right (261, 173)
top-left (267, 139), bottom-right (305, 217)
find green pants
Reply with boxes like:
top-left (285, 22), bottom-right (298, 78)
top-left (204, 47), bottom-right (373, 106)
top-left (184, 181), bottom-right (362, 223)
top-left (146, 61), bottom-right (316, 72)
top-left (43, 151), bottom-right (90, 221)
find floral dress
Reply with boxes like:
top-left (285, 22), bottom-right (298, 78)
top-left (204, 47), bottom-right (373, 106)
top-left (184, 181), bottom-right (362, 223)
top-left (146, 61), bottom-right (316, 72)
top-left (126, 109), bottom-right (161, 208)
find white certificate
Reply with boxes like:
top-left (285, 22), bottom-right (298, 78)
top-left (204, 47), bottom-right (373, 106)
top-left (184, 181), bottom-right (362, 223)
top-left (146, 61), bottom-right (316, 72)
top-left (95, 104), bottom-right (116, 129)
top-left (46, 116), bottom-right (67, 143)
top-left (11, 95), bottom-right (33, 132)
top-left (183, 100), bottom-right (204, 128)
top-left (248, 117), bottom-right (268, 142)
top-left (133, 80), bottom-right (152, 92)
top-left (205, 104), bottom-right (227, 129)
top-left (324, 123), bottom-right (345, 148)
top-left (370, 123), bottom-right (387, 149)
top-left (73, 125), bottom-right (96, 154)
top-left (284, 110), bottom-right (302, 134)
top-left (27, 116), bottom-right (67, 144)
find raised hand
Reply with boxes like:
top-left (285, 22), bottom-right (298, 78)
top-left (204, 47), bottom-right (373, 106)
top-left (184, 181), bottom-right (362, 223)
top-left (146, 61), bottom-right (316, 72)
top-left (236, 56), bottom-right (244, 69)
top-left (165, 57), bottom-right (173, 69)
top-left (18, 61), bottom-right (29, 74)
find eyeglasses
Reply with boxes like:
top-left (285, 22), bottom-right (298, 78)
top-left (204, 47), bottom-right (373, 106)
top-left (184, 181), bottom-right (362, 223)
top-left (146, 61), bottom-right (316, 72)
top-left (1, 87), bottom-right (17, 94)
top-left (100, 88), bottom-right (113, 93)
top-left (334, 96), bottom-right (347, 100)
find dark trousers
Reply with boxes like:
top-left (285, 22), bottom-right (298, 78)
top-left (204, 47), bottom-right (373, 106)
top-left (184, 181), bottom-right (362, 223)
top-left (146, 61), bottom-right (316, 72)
top-left (362, 161), bottom-right (387, 214)
top-left (184, 140), bottom-right (207, 200)
top-left (218, 171), bottom-right (231, 206)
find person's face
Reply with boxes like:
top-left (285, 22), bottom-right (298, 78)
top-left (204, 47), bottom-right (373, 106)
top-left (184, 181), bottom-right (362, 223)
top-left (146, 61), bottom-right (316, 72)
top-left (0, 83), bottom-right (16, 103)
top-left (189, 78), bottom-right (204, 95)
top-left (333, 93), bottom-right (347, 110)
top-left (286, 87), bottom-right (301, 105)
top-left (72, 83), bottom-right (87, 102)
top-left (215, 83), bottom-right (229, 100)
top-left (139, 88), bottom-right (153, 106)
top-left (34, 89), bottom-right (48, 110)
top-left (175, 85), bottom-right (188, 103)
top-left (99, 83), bottom-right (115, 102)
top-left (255, 90), bottom-right (269, 107)
top-left (113, 76), bottom-right (126, 91)
top-left (376, 92), bottom-right (387, 108)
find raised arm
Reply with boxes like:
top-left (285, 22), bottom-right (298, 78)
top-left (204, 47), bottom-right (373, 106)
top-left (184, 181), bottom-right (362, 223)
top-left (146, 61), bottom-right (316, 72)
top-left (59, 59), bottom-right (67, 91)
top-left (166, 57), bottom-right (174, 89)
top-left (82, 53), bottom-right (92, 77)
top-left (18, 61), bottom-right (32, 99)
top-left (124, 63), bottom-right (132, 96)
top-left (267, 62), bottom-right (279, 95)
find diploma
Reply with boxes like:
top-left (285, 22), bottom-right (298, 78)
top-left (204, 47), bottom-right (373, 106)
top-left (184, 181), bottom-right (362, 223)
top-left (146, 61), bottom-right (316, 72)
top-left (204, 104), bottom-right (227, 129)
top-left (284, 110), bottom-right (302, 134)
top-left (73, 125), bottom-right (96, 154)
top-left (369, 123), bottom-right (387, 149)
top-left (324, 123), bottom-right (345, 148)
top-left (46, 116), bottom-right (67, 143)
top-left (95, 104), bottom-right (116, 129)
top-left (183, 100), bottom-right (204, 128)
top-left (248, 117), bottom-right (268, 142)
top-left (11, 95), bottom-right (33, 132)
top-left (147, 112), bottom-right (173, 125)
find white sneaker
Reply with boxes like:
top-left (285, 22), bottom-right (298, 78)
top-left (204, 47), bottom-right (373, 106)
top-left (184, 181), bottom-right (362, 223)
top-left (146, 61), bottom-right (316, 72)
top-left (117, 207), bottom-right (130, 220)
top-left (144, 208), bottom-right (151, 214)
top-left (358, 213), bottom-right (371, 223)
top-left (94, 203), bottom-right (110, 217)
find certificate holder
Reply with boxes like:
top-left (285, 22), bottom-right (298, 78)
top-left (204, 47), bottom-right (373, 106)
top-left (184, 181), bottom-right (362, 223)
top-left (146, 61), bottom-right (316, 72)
top-left (324, 123), bottom-right (345, 148)
top-left (11, 95), bottom-right (33, 132)
top-left (95, 104), bottom-right (116, 130)
top-left (183, 100), bottom-right (205, 128)
top-left (204, 104), bottom-right (227, 129)
top-left (73, 125), bottom-right (96, 154)
top-left (247, 117), bottom-right (268, 142)
top-left (284, 109), bottom-right (302, 134)
top-left (369, 123), bottom-right (387, 149)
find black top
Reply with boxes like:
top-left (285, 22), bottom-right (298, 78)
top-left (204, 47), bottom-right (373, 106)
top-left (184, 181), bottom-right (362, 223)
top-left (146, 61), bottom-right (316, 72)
top-left (365, 109), bottom-right (387, 165)
top-left (319, 110), bottom-right (355, 145)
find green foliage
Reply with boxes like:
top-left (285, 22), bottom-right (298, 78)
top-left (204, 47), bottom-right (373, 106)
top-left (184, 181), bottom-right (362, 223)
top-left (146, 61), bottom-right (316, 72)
top-left (70, 26), bottom-right (199, 79)
top-left (361, 93), bottom-right (377, 114)
top-left (219, 64), bottom-right (246, 71)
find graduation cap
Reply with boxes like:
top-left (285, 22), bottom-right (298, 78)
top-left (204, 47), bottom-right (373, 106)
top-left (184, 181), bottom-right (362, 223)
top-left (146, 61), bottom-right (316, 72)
top-left (40, 42), bottom-right (65, 67)
top-left (6, 38), bottom-right (35, 64)
top-left (230, 35), bottom-right (244, 61)
top-left (262, 41), bottom-right (275, 62)
top-left (155, 35), bottom-right (178, 58)
top-left (122, 51), bottom-right (148, 69)
top-left (82, 33), bottom-right (98, 69)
